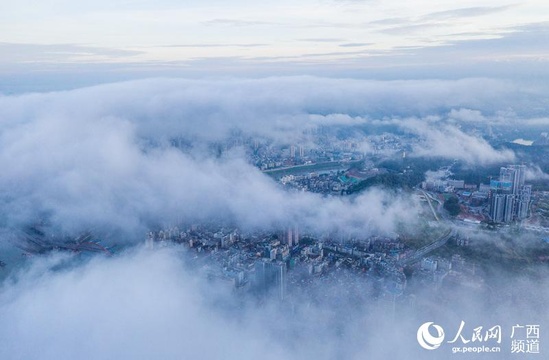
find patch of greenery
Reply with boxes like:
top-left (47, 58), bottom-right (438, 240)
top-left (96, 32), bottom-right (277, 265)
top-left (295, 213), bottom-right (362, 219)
top-left (443, 196), bottom-right (461, 216)
top-left (347, 173), bottom-right (410, 193)
top-left (347, 157), bottom-right (443, 193)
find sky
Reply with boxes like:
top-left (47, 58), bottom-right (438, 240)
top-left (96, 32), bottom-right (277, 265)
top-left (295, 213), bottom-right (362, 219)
top-left (1, 1), bottom-right (549, 91)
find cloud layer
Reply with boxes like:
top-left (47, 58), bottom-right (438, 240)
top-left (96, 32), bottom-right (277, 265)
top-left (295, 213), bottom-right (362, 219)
top-left (1, 246), bottom-right (547, 360)
top-left (0, 77), bottom-right (540, 236)
top-left (0, 77), bottom-right (547, 359)
top-left (0, 249), bottom-right (287, 359)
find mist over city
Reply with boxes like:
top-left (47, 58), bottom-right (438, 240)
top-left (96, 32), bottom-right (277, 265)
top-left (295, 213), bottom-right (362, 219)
top-left (1, 1), bottom-right (549, 359)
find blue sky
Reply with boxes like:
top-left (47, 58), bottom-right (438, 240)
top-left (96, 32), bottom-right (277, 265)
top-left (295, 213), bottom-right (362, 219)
top-left (1, 1), bottom-right (548, 90)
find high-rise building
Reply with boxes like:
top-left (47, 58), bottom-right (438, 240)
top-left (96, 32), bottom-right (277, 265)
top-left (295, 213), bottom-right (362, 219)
top-left (499, 165), bottom-right (525, 195)
top-left (254, 260), bottom-right (273, 293)
top-left (503, 194), bottom-right (515, 223)
top-left (145, 232), bottom-right (154, 249)
top-left (286, 226), bottom-right (299, 246)
top-left (254, 260), bottom-right (287, 301)
top-left (499, 167), bottom-right (515, 184)
top-left (490, 194), bottom-right (506, 223)
top-left (490, 165), bottom-right (530, 223)
top-left (287, 228), bottom-right (293, 247)
top-left (517, 185), bottom-right (532, 219)
top-left (274, 262), bottom-right (287, 301)
top-left (294, 225), bottom-right (300, 245)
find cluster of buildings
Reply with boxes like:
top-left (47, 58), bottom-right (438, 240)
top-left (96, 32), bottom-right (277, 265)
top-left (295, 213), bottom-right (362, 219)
top-left (251, 143), bottom-right (365, 172)
top-left (368, 133), bottom-right (410, 156)
top-left (145, 224), bottom-right (413, 302)
top-left (422, 164), bottom-right (533, 224)
top-left (146, 225), bottom-right (300, 300)
top-left (415, 253), bottom-right (484, 292)
top-left (17, 226), bottom-right (113, 256)
top-left (422, 178), bottom-right (478, 193)
top-left (251, 144), bottom-right (307, 171)
top-left (489, 165), bottom-right (532, 223)
top-left (279, 165), bottom-right (383, 194)
top-left (280, 171), bottom-right (349, 194)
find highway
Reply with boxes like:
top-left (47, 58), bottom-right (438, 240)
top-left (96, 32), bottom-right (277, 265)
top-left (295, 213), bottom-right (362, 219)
top-left (398, 228), bottom-right (456, 267)
top-left (421, 190), bottom-right (440, 221)
top-left (396, 189), bottom-right (457, 267)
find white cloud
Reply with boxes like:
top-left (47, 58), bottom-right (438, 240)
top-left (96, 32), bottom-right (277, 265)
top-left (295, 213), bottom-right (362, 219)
top-left (0, 78), bottom-right (434, 236)
top-left (401, 119), bottom-right (515, 164)
top-left (0, 77), bottom-right (539, 236)
top-left (448, 108), bottom-right (486, 122)
top-left (0, 249), bottom-right (288, 360)
top-left (524, 165), bottom-right (549, 181)
top-left (0, 246), bottom-right (547, 360)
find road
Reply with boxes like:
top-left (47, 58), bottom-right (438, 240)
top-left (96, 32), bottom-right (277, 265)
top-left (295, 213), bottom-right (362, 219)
top-left (421, 190), bottom-right (440, 221)
top-left (398, 228), bottom-right (456, 267)
top-left (400, 190), bottom-right (457, 267)
top-left (263, 160), bottom-right (361, 177)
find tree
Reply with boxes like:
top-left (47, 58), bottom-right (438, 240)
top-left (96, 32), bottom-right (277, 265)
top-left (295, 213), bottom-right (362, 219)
top-left (444, 196), bottom-right (461, 216)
